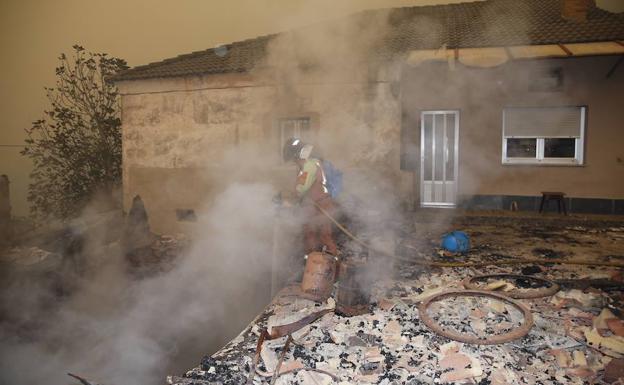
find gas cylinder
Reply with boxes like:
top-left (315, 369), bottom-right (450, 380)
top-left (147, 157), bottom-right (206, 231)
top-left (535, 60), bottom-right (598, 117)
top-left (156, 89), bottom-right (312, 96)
top-left (300, 252), bottom-right (337, 302)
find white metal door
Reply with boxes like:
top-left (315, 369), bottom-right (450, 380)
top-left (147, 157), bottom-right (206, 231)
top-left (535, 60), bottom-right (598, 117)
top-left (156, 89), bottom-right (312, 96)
top-left (420, 111), bottom-right (459, 207)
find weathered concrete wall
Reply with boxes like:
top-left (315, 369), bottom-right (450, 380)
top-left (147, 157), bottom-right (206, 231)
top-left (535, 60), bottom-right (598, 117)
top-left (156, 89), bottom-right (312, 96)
top-left (402, 55), bottom-right (624, 203)
top-left (117, 71), bottom-right (406, 234)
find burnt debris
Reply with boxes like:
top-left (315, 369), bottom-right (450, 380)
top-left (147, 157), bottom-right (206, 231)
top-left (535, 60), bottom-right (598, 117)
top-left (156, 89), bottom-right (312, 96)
top-left (170, 215), bottom-right (624, 385)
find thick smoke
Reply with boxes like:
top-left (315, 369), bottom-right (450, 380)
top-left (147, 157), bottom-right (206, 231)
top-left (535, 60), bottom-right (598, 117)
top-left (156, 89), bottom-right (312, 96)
top-left (0, 177), bottom-right (281, 385)
top-left (254, 6), bottom-right (406, 250)
top-left (0, 1), bottom-right (560, 384)
top-left (0, 7), bottom-right (414, 385)
top-left (0, 8), bottom-right (402, 383)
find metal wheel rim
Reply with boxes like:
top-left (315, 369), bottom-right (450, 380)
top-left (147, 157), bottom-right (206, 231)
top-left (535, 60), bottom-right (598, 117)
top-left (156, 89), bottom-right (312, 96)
top-left (417, 289), bottom-right (534, 345)
top-left (462, 274), bottom-right (560, 299)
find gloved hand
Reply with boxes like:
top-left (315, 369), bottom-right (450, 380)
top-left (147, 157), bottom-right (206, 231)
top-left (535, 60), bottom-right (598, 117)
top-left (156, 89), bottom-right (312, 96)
top-left (280, 191), bottom-right (298, 207)
top-left (272, 192), bottom-right (283, 206)
top-left (273, 191), bottom-right (298, 208)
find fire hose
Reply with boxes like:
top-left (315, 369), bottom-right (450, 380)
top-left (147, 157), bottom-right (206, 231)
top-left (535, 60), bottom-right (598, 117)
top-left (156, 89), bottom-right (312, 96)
top-left (312, 201), bottom-right (624, 269)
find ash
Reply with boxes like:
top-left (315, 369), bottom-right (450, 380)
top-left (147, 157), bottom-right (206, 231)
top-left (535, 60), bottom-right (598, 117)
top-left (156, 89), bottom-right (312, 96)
top-left (171, 213), bottom-right (624, 385)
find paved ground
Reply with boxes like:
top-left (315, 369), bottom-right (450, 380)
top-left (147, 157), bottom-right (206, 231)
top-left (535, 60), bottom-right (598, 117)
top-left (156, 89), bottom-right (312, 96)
top-left (408, 209), bottom-right (624, 263)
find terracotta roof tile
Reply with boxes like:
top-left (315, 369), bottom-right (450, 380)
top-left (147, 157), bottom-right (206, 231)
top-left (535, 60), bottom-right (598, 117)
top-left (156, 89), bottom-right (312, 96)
top-left (112, 0), bottom-right (624, 81)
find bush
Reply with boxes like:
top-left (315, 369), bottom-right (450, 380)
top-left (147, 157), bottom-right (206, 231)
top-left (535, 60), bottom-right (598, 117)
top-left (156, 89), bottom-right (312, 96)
top-left (22, 45), bottom-right (128, 221)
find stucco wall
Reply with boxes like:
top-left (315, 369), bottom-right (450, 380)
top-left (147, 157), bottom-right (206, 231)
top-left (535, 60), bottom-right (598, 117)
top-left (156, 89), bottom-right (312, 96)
top-left (401, 55), bottom-right (624, 202)
top-left (117, 72), bottom-right (406, 234)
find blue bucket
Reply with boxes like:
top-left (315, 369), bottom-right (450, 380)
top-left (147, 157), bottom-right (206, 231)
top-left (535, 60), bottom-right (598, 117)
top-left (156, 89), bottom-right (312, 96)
top-left (441, 231), bottom-right (470, 253)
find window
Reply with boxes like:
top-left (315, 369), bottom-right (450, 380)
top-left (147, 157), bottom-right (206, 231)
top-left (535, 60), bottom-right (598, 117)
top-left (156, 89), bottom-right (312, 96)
top-left (506, 138), bottom-right (537, 158)
top-left (502, 106), bottom-right (585, 165)
top-left (544, 138), bottom-right (576, 158)
top-left (278, 117), bottom-right (311, 161)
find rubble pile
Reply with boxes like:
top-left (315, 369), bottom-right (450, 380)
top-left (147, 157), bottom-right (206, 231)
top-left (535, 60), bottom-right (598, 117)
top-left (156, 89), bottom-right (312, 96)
top-left (171, 216), bottom-right (624, 385)
top-left (419, 293), bottom-right (529, 341)
top-left (173, 261), bottom-right (622, 384)
top-left (126, 234), bottom-right (188, 277)
top-left (0, 245), bottom-right (78, 298)
top-left (1, 245), bottom-right (60, 267)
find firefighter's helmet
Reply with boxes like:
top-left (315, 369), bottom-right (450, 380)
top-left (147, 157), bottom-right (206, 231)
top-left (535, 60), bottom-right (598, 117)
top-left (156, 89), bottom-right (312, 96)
top-left (283, 137), bottom-right (304, 162)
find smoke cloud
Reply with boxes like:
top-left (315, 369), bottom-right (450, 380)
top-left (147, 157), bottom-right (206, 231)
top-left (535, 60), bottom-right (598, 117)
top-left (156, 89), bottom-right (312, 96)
top-left (0, 7), bottom-right (404, 383)
top-left (0, 1), bottom-right (562, 384)
top-left (0, 178), bottom-right (282, 385)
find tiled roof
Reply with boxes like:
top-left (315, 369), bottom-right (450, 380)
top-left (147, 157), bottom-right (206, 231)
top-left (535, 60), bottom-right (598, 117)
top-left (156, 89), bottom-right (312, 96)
top-left (112, 0), bottom-right (624, 81)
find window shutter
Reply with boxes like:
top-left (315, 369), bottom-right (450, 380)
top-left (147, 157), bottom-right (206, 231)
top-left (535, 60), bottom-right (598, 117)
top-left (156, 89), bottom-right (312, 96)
top-left (504, 107), bottom-right (583, 138)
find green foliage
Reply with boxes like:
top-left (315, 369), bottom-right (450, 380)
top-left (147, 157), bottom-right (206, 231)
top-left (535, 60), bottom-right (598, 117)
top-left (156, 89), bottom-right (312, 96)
top-left (21, 45), bottom-right (128, 221)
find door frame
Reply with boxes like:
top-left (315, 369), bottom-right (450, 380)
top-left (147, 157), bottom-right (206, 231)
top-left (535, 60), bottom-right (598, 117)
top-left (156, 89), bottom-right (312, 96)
top-left (420, 110), bottom-right (460, 208)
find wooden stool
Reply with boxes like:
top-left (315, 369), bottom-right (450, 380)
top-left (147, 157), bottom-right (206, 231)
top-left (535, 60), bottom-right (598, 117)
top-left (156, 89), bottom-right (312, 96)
top-left (539, 192), bottom-right (567, 215)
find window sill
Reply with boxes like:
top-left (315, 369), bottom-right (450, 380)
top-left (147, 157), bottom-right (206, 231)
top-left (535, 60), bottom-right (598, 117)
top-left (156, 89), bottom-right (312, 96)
top-left (502, 159), bottom-right (584, 167)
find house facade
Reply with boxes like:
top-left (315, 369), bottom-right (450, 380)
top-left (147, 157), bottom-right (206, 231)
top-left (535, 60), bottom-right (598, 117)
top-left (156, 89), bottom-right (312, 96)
top-left (401, 53), bottom-right (624, 212)
top-left (113, 0), bottom-right (624, 234)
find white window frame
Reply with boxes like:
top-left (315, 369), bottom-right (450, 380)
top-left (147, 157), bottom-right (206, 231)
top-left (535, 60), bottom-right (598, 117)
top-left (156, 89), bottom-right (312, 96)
top-left (502, 106), bottom-right (585, 166)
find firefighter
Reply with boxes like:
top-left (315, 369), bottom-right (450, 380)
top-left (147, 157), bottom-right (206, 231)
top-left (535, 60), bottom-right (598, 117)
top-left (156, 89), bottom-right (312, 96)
top-left (283, 138), bottom-right (338, 256)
